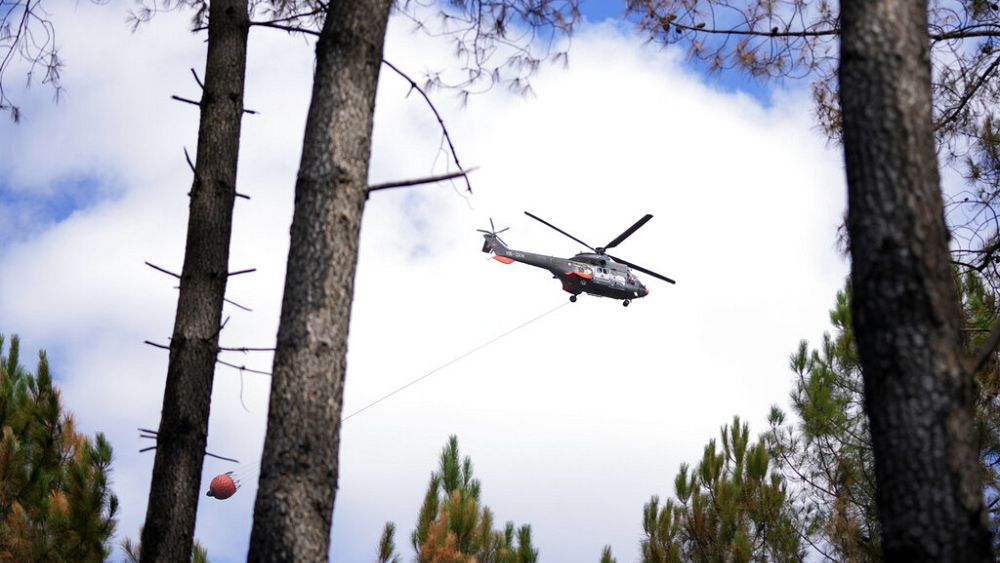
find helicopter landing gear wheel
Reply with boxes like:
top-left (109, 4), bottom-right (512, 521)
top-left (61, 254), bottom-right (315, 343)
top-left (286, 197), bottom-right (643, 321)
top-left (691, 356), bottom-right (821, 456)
top-left (569, 295), bottom-right (577, 303)
top-left (623, 299), bottom-right (630, 307)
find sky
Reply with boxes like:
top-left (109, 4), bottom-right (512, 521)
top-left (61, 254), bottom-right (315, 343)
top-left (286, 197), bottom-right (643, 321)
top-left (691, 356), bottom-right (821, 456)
top-left (0, 1), bottom-right (849, 561)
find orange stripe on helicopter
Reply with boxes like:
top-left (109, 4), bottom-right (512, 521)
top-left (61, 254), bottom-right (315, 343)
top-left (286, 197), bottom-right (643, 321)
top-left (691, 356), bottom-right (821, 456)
top-left (565, 271), bottom-right (592, 280)
top-left (493, 255), bottom-right (515, 264)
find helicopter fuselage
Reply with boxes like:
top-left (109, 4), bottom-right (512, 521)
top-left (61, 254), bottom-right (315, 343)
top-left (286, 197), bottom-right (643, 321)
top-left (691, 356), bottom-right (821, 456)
top-left (483, 235), bottom-right (649, 302)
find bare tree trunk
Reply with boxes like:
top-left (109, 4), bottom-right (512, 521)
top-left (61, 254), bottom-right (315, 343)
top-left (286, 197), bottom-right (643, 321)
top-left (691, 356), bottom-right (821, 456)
top-left (840, 0), bottom-right (993, 559)
top-left (246, 1), bottom-right (392, 560)
top-left (140, 1), bottom-right (249, 560)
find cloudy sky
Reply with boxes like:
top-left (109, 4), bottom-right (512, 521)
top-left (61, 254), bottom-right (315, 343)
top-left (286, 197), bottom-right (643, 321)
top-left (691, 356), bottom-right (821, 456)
top-left (0, 2), bottom-right (849, 561)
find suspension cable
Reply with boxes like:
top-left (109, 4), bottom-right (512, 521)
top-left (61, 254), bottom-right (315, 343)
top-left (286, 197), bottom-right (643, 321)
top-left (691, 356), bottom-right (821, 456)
top-left (342, 300), bottom-right (571, 423)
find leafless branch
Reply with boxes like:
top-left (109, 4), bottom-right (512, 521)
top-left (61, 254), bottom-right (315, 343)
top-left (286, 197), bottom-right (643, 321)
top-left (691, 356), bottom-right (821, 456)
top-left (228, 268), bottom-right (256, 277)
top-left (173, 93), bottom-right (257, 115)
top-left (145, 261), bottom-right (181, 279)
top-left (0, 0), bottom-right (63, 122)
top-left (663, 19), bottom-right (837, 39)
top-left (190, 67), bottom-right (203, 89)
top-left (217, 358), bottom-right (271, 376)
top-left (247, 21), bottom-right (318, 36)
top-left (223, 297), bottom-right (252, 312)
top-left (209, 315), bottom-right (230, 341)
top-left (218, 345), bottom-right (275, 352)
top-left (205, 451), bottom-right (240, 463)
top-left (368, 168), bottom-right (477, 193)
top-left (144, 340), bottom-right (171, 350)
top-left (137, 427), bottom-right (240, 463)
top-left (171, 94), bottom-right (200, 107)
top-left (183, 146), bottom-right (196, 173)
top-left (382, 58), bottom-right (473, 193)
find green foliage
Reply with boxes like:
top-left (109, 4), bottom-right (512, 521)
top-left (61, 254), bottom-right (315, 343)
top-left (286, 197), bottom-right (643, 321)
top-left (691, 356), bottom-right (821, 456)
top-left (120, 527), bottom-right (209, 562)
top-left (642, 417), bottom-right (802, 563)
top-left (767, 276), bottom-right (1000, 558)
top-left (766, 286), bottom-right (880, 561)
top-left (950, 272), bottom-right (1000, 533)
top-left (377, 521), bottom-right (402, 563)
top-left (599, 544), bottom-right (617, 563)
top-left (0, 334), bottom-right (117, 562)
top-left (409, 435), bottom-right (537, 563)
top-left (628, 0), bottom-right (1000, 264)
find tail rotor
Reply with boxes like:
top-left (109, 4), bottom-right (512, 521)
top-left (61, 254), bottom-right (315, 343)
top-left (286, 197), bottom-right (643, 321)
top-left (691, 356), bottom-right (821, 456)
top-left (478, 218), bottom-right (509, 246)
top-left (478, 218), bottom-right (510, 254)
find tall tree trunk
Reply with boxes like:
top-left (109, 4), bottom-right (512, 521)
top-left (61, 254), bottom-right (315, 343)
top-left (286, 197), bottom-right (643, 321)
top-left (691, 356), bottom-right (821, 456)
top-left (246, 1), bottom-right (392, 560)
top-left (140, 1), bottom-right (249, 560)
top-left (840, 0), bottom-right (993, 559)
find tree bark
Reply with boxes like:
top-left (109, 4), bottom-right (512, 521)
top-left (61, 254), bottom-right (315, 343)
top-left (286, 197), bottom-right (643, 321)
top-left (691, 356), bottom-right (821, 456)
top-left (246, 1), bottom-right (392, 560)
top-left (140, 1), bottom-right (249, 561)
top-left (840, 0), bottom-right (993, 559)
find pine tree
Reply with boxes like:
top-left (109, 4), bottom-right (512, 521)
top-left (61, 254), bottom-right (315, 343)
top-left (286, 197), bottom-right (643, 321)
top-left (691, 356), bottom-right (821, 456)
top-left (641, 417), bottom-right (802, 563)
top-left (599, 545), bottom-right (617, 563)
top-left (376, 522), bottom-right (401, 563)
top-left (767, 286), bottom-right (879, 560)
top-left (0, 334), bottom-right (117, 562)
top-left (407, 435), bottom-right (537, 563)
top-left (959, 271), bottom-right (1000, 531)
top-left (769, 277), bottom-right (1000, 558)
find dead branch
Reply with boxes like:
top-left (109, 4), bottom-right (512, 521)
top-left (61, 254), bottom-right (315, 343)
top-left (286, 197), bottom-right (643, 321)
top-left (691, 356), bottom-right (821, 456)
top-left (218, 345), bottom-right (276, 352)
top-left (382, 58), bottom-right (474, 194)
top-left (190, 67), bottom-right (204, 90)
top-left (217, 358), bottom-right (271, 376)
top-left (223, 297), bottom-right (252, 312)
top-left (145, 261), bottom-right (181, 279)
top-left (183, 147), bottom-right (196, 173)
top-left (247, 21), bottom-right (318, 36)
top-left (137, 427), bottom-right (240, 463)
top-left (368, 168), bottom-right (477, 193)
top-left (173, 93), bottom-right (257, 114)
top-left (171, 94), bottom-right (200, 107)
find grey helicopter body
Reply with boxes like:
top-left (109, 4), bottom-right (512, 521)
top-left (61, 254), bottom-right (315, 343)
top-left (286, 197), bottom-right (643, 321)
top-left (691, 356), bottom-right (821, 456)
top-left (481, 211), bottom-right (675, 306)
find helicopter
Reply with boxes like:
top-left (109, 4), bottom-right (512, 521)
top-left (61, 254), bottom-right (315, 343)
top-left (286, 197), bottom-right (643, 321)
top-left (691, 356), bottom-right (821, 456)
top-left (480, 211), bottom-right (675, 306)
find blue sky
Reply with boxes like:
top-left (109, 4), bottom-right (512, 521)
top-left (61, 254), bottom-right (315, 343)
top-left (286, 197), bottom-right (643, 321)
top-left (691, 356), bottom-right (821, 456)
top-left (577, 0), bottom-right (775, 103)
top-left (0, 175), bottom-right (114, 246)
top-left (0, 0), bottom-right (773, 250)
top-left (0, 3), bottom-right (848, 562)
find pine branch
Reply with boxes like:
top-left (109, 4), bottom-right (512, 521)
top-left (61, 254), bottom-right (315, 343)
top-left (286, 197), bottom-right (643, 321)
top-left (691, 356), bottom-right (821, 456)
top-left (969, 317), bottom-right (1000, 373)
top-left (936, 53), bottom-right (1000, 131)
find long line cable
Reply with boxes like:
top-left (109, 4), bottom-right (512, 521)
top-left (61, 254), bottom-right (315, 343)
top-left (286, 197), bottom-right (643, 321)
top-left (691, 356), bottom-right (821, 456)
top-left (341, 300), bottom-right (571, 423)
top-left (207, 300), bottom-right (571, 490)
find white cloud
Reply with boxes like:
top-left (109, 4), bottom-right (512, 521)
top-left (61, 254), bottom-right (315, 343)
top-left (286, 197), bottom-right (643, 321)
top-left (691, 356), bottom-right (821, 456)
top-left (0, 4), bottom-right (847, 562)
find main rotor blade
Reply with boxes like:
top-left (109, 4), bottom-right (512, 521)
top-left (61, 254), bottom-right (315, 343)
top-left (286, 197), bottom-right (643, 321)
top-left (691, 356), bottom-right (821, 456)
top-left (604, 214), bottom-right (653, 250)
top-left (608, 254), bottom-right (676, 285)
top-left (524, 211), bottom-right (595, 252)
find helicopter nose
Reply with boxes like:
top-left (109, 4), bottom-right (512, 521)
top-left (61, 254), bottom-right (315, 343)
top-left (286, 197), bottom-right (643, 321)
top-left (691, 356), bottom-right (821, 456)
top-left (643, 287), bottom-right (649, 296)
